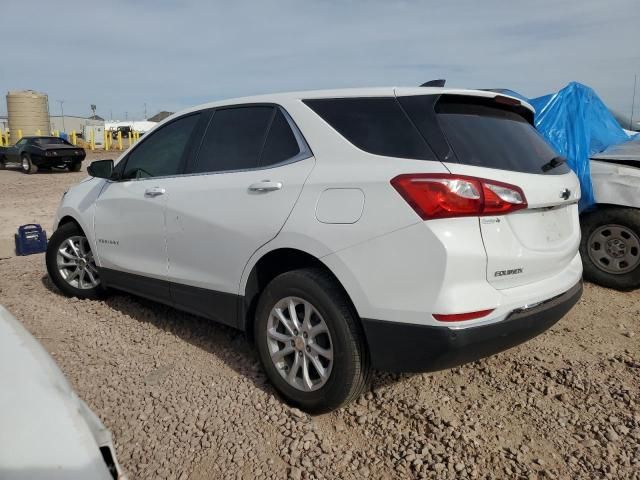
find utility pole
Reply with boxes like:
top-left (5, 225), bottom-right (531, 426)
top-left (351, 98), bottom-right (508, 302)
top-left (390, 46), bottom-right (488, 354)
top-left (631, 74), bottom-right (637, 131)
top-left (58, 100), bottom-right (65, 132)
top-left (125, 111), bottom-right (128, 121)
top-left (144, 102), bottom-right (147, 120)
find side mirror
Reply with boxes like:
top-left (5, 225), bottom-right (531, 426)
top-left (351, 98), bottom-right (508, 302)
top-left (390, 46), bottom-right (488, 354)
top-left (87, 159), bottom-right (114, 179)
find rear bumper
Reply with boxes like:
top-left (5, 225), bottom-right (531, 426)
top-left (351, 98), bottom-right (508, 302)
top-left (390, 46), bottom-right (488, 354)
top-left (32, 155), bottom-right (83, 167)
top-left (361, 280), bottom-right (582, 372)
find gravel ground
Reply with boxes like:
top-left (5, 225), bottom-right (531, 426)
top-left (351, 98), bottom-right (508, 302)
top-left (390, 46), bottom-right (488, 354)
top-left (0, 161), bottom-right (639, 479)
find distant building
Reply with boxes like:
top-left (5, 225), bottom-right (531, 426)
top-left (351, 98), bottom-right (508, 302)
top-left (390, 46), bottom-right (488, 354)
top-left (148, 111), bottom-right (173, 122)
top-left (0, 115), bottom-right (8, 131)
top-left (50, 115), bottom-right (104, 135)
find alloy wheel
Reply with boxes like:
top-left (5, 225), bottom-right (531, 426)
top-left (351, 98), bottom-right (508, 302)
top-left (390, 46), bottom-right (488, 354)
top-left (56, 235), bottom-right (100, 289)
top-left (266, 296), bottom-right (333, 392)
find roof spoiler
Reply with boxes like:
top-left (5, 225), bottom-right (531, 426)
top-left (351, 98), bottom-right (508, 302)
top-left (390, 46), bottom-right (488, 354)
top-left (420, 79), bottom-right (446, 87)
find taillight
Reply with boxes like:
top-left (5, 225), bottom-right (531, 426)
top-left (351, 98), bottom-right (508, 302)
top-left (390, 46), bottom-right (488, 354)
top-left (391, 174), bottom-right (527, 220)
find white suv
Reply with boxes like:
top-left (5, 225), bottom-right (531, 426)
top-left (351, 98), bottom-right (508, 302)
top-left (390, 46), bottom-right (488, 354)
top-left (46, 87), bottom-right (583, 412)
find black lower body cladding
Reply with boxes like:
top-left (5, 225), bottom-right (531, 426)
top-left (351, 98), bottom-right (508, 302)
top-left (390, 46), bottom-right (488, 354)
top-left (361, 281), bottom-right (583, 372)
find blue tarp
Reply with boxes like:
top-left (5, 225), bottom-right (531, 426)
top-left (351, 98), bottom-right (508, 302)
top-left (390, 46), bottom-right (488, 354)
top-left (527, 82), bottom-right (631, 210)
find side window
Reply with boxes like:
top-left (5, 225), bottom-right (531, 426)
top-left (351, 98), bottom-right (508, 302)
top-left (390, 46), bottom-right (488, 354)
top-left (121, 114), bottom-right (200, 180)
top-left (260, 109), bottom-right (301, 167)
top-left (303, 97), bottom-right (432, 160)
top-left (193, 106), bottom-right (273, 173)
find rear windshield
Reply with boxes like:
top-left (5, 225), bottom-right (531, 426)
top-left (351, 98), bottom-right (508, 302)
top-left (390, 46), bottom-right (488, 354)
top-left (403, 95), bottom-right (569, 175)
top-left (34, 137), bottom-right (71, 146)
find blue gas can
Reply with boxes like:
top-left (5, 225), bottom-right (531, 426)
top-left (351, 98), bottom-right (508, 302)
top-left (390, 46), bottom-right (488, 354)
top-left (15, 224), bottom-right (48, 255)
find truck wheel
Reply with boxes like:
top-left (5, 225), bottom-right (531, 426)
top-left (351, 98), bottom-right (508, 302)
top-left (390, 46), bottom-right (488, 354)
top-left (21, 154), bottom-right (37, 174)
top-left (0, 156), bottom-right (6, 170)
top-left (254, 268), bottom-right (370, 413)
top-left (580, 207), bottom-right (640, 291)
top-left (45, 222), bottom-right (105, 299)
top-left (70, 162), bottom-right (82, 172)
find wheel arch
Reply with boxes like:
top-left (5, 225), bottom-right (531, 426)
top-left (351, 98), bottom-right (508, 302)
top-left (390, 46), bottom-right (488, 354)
top-left (240, 247), bottom-right (361, 342)
top-left (57, 215), bottom-right (83, 232)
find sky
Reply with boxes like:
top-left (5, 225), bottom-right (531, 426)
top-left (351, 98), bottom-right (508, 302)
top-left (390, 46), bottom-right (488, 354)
top-left (1, 0), bottom-right (638, 121)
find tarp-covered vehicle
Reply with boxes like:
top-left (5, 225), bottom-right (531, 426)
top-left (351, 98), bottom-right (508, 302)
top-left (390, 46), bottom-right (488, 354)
top-left (528, 82), bottom-right (639, 290)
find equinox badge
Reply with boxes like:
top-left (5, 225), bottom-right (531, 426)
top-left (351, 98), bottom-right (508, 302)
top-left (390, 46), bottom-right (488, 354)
top-left (495, 268), bottom-right (523, 277)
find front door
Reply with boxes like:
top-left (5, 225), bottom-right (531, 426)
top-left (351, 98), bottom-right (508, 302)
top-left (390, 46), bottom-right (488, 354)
top-left (93, 113), bottom-right (202, 300)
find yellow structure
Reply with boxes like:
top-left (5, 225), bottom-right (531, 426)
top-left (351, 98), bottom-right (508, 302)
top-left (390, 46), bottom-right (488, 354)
top-left (7, 90), bottom-right (50, 140)
top-left (90, 129), bottom-right (95, 151)
top-left (17, 129), bottom-right (23, 141)
top-left (117, 131), bottom-right (123, 150)
top-left (71, 130), bottom-right (77, 146)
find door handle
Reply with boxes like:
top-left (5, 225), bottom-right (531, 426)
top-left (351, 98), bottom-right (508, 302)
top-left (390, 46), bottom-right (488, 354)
top-left (248, 181), bottom-right (283, 192)
top-left (144, 187), bottom-right (166, 197)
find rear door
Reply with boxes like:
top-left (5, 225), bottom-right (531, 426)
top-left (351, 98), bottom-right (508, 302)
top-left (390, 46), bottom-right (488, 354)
top-left (165, 105), bottom-right (314, 325)
top-left (399, 92), bottom-right (581, 289)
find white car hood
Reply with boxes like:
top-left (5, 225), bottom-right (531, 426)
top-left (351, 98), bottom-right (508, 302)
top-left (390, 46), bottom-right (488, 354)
top-left (0, 305), bottom-right (122, 479)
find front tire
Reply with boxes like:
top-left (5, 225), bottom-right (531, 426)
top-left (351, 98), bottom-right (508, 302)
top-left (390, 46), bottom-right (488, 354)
top-left (46, 222), bottom-right (104, 299)
top-left (580, 207), bottom-right (640, 291)
top-left (21, 154), bottom-right (37, 174)
top-left (254, 268), bottom-right (370, 413)
top-left (70, 161), bottom-right (82, 172)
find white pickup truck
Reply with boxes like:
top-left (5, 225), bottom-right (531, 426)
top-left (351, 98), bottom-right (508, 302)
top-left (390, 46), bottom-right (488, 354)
top-left (581, 136), bottom-right (640, 290)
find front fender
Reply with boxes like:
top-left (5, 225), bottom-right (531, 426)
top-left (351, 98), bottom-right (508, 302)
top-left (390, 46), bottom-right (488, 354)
top-left (53, 178), bottom-right (106, 259)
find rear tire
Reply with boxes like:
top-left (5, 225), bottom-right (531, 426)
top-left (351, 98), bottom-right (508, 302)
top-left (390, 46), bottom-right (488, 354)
top-left (21, 154), bottom-right (37, 174)
top-left (46, 222), bottom-right (105, 299)
top-left (254, 268), bottom-right (370, 413)
top-left (70, 161), bottom-right (82, 172)
top-left (0, 156), bottom-right (5, 170)
top-left (580, 207), bottom-right (640, 291)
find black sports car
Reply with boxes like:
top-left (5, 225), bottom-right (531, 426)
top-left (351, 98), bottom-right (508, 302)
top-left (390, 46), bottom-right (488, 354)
top-left (0, 136), bottom-right (86, 174)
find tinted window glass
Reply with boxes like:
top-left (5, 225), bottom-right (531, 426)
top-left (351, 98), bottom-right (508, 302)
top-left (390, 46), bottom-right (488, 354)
top-left (34, 137), bottom-right (70, 146)
top-left (303, 98), bottom-right (432, 160)
top-left (402, 95), bottom-right (568, 175)
top-left (260, 109), bottom-right (300, 166)
top-left (122, 114), bottom-right (200, 179)
top-left (193, 106), bottom-right (273, 173)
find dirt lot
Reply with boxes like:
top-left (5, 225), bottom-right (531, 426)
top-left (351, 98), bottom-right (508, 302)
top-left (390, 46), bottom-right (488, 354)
top-left (0, 158), bottom-right (638, 479)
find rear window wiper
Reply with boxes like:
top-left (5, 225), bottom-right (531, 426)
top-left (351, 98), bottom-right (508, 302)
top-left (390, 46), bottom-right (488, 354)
top-left (541, 156), bottom-right (566, 172)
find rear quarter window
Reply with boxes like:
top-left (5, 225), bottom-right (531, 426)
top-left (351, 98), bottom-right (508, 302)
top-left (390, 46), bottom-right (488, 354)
top-left (303, 97), bottom-right (433, 160)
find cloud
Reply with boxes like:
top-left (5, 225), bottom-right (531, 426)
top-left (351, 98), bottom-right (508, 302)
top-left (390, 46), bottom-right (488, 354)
top-left (1, 0), bottom-right (638, 119)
